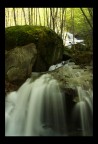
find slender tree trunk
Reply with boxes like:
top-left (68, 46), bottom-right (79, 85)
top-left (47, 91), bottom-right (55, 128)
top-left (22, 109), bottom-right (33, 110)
top-left (34, 8), bottom-right (35, 25)
top-left (36, 8), bottom-right (37, 25)
top-left (60, 8), bottom-right (65, 38)
top-left (33, 8), bottom-right (35, 25)
top-left (6, 8), bottom-right (9, 27)
top-left (28, 8), bottom-right (31, 25)
top-left (52, 8), bottom-right (55, 31)
top-left (50, 8), bottom-right (55, 31)
top-left (50, 8), bottom-right (51, 28)
top-left (10, 9), bottom-right (13, 26)
top-left (22, 8), bottom-right (27, 25)
top-left (38, 8), bottom-right (41, 26)
top-left (64, 8), bottom-right (66, 31)
top-left (44, 8), bottom-right (45, 26)
top-left (46, 8), bottom-right (49, 27)
top-left (60, 8), bottom-right (62, 26)
top-left (80, 8), bottom-right (93, 29)
top-left (88, 8), bottom-right (93, 26)
top-left (21, 9), bottom-right (22, 25)
top-left (31, 8), bottom-right (33, 25)
top-left (54, 8), bottom-right (58, 32)
top-left (88, 8), bottom-right (93, 20)
top-left (8, 9), bottom-right (10, 26)
top-left (13, 8), bottom-right (17, 26)
top-left (50, 8), bottom-right (52, 28)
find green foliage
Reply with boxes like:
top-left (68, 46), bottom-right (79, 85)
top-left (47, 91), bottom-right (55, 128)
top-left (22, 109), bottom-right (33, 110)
top-left (66, 8), bottom-right (91, 34)
top-left (65, 8), bottom-right (93, 49)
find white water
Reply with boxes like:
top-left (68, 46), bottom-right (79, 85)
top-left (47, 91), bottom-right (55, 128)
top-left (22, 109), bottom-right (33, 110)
top-left (72, 86), bottom-right (93, 136)
top-left (5, 74), bottom-right (67, 136)
top-left (62, 63), bottom-right (93, 136)
top-left (63, 32), bottom-right (85, 48)
top-left (48, 61), bottom-right (66, 71)
top-left (5, 62), bottom-right (93, 136)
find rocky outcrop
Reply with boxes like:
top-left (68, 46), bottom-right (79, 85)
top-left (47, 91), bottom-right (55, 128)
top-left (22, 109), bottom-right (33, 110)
top-left (5, 25), bottom-right (64, 72)
top-left (5, 43), bottom-right (37, 85)
top-left (63, 45), bottom-right (93, 65)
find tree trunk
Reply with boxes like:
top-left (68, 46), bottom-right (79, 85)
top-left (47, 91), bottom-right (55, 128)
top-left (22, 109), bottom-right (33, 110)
top-left (60, 8), bottom-right (65, 38)
top-left (21, 9), bottom-right (22, 25)
top-left (88, 8), bottom-right (93, 20)
top-left (36, 8), bottom-right (37, 25)
top-left (44, 8), bottom-right (45, 26)
top-left (28, 8), bottom-right (31, 25)
top-left (16, 8), bottom-right (18, 25)
top-left (80, 8), bottom-right (93, 29)
top-left (64, 8), bottom-right (66, 31)
top-left (34, 8), bottom-right (35, 25)
top-left (22, 8), bottom-right (27, 25)
top-left (46, 8), bottom-right (49, 27)
top-left (52, 8), bottom-right (55, 31)
top-left (38, 8), bottom-right (41, 26)
top-left (7, 9), bottom-right (10, 26)
top-left (31, 8), bottom-right (33, 25)
top-left (13, 8), bottom-right (17, 26)
top-left (50, 8), bottom-right (52, 28)
top-left (54, 8), bottom-right (58, 32)
top-left (50, 8), bottom-right (55, 31)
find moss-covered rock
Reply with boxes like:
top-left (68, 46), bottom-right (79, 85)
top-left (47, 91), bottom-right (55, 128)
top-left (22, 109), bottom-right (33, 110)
top-left (5, 25), bottom-right (63, 71)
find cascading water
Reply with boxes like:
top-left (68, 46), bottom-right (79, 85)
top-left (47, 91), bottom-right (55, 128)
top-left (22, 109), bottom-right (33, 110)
top-left (62, 62), bottom-right (93, 136)
top-left (5, 74), bottom-right (67, 136)
top-left (5, 61), bottom-right (93, 136)
top-left (72, 86), bottom-right (93, 136)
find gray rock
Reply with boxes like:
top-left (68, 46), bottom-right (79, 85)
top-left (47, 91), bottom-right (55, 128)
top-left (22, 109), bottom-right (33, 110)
top-left (5, 43), bottom-right (37, 84)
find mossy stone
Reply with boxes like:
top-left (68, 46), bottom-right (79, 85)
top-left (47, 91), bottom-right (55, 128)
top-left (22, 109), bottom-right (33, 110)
top-left (5, 25), bottom-right (63, 71)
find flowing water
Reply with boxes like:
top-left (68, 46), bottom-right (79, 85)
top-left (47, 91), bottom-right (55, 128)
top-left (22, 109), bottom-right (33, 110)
top-left (72, 86), bottom-right (93, 136)
top-left (5, 62), bottom-right (93, 136)
top-left (5, 74), bottom-right (67, 136)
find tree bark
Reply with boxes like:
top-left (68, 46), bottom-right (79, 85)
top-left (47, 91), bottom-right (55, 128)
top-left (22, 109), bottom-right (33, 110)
top-left (13, 8), bottom-right (17, 26)
top-left (44, 8), bottom-right (45, 26)
top-left (21, 9), bottom-right (22, 25)
top-left (22, 8), bottom-right (27, 25)
top-left (31, 8), bottom-right (33, 25)
top-left (16, 8), bottom-right (18, 25)
top-left (34, 8), bottom-right (35, 25)
top-left (50, 8), bottom-right (58, 31)
top-left (38, 8), bottom-right (41, 26)
top-left (28, 8), bottom-right (31, 25)
top-left (50, 8), bottom-right (52, 28)
top-left (36, 8), bottom-right (37, 25)
top-left (46, 8), bottom-right (49, 27)
top-left (88, 8), bottom-right (93, 20)
top-left (60, 8), bottom-right (65, 38)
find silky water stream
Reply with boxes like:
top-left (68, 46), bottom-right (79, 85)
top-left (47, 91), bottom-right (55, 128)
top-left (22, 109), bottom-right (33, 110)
top-left (5, 62), bottom-right (93, 136)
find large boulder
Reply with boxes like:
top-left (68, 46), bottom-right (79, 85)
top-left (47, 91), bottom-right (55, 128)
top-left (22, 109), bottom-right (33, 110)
top-left (5, 43), bottom-right (37, 85)
top-left (5, 25), bottom-right (64, 72)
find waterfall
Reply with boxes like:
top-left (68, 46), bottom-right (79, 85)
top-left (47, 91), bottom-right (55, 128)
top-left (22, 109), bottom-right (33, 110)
top-left (5, 74), bottom-right (67, 136)
top-left (72, 86), bottom-right (93, 136)
top-left (5, 62), bottom-right (93, 136)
